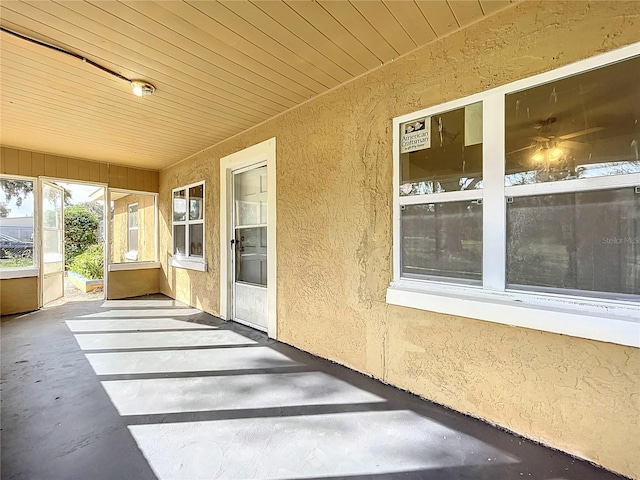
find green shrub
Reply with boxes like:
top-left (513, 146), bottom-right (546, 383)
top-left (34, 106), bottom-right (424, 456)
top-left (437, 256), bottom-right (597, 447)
top-left (69, 244), bottom-right (103, 280)
top-left (64, 205), bottom-right (98, 267)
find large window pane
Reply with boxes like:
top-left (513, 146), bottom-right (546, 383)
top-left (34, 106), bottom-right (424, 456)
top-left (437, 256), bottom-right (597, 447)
top-left (401, 201), bottom-right (482, 282)
top-left (505, 56), bottom-right (640, 185)
top-left (400, 102), bottom-right (483, 196)
top-left (110, 192), bottom-right (156, 263)
top-left (507, 188), bottom-right (639, 296)
top-left (0, 179), bottom-right (34, 267)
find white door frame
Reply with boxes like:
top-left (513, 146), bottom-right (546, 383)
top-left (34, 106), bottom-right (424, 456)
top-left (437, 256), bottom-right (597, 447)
top-left (220, 138), bottom-right (277, 339)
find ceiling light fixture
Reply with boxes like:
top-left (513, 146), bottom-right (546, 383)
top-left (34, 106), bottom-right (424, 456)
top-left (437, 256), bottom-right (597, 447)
top-left (131, 80), bottom-right (156, 97)
top-left (531, 144), bottom-right (564, 164)
top-left (1, 26), bottom-right (156, 98)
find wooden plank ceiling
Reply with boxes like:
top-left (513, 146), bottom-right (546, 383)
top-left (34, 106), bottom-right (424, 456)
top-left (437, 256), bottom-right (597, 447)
top-left (0, 0), bottom-right (512, 170)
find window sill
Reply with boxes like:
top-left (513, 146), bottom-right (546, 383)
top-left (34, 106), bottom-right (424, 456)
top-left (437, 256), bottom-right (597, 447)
top-left (108, 262), bottom-right (160, 272)
top-left (168, 257), bottom-right (207, 272)
top-left (386, 279), bottom-right (640, 348)
top-left (0, 267), bottom-right (38, 280)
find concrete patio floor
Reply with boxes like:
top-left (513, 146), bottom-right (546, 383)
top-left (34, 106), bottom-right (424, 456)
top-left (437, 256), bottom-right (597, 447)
top-left (1, 294), bottom-right (625, 480)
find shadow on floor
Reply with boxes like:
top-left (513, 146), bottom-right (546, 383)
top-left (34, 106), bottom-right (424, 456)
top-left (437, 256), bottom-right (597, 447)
top-left (1, 294), bottom-right (626, 480)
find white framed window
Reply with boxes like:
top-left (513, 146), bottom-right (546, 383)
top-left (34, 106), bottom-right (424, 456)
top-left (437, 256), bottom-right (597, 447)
top-left (107, 189), bottom-right (158, 270)
top-left (170, 181), bottom-right (206, 271)
top-left (398, 101), bottom-right (484, 284)
top-left (388, 43), bottom-right (640, 347)
top-left (0, 175), bottom-right (37, 279)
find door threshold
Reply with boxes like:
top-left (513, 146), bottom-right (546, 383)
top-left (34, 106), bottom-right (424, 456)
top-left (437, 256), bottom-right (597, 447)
top-left (232, 317), bottom-right (267, 333)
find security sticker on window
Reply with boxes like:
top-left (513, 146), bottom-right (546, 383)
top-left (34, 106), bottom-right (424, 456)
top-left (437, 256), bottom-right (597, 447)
top-left (400, 117), bottom-right (430, 153)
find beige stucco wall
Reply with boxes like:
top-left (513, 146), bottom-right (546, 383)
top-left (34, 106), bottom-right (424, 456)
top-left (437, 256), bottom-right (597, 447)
top-left (158, 2), bottom-right (640, 477)
top-left (107, 269), bottom-right (160, 300)
top-left (0, 277), bottom-right (39, 315)
top-left (158, 158), bottom-right (218, 313)
top-left (112, 194), bottom-right (155, 263)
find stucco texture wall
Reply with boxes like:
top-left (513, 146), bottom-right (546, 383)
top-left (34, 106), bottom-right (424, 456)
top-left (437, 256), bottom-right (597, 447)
top-left (0, 277), bottom-right (38, 315)
top-left (159, 158), bottom-right (218, 313)
top-left (107, 269), bottom-right (159, 300)
top-left (159, 2), bottom-right (640, 477)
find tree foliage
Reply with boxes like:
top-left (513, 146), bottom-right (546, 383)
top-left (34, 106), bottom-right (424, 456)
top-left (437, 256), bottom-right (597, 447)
top-left (77, 201), bottom-right (104, 220)
top-left (64, 205), bottom-right (98, 266)
top-left (0, 179), bottom-right (33, 218)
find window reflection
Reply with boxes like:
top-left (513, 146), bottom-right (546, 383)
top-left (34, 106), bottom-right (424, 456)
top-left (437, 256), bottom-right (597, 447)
top-left (0, 179), bottom-right (35, 267)
top-left (172, 182), bottom-right (204, 259)
top-left (173, 190), bottom-right (186, 222)
top-left (110, 192), bottom-right (156, 263)
top-left (189, 224), bottom-right (203, 257)
top-left (235, 227), bottom-right (267, 286)
top-left (173, 225), bottom-right (186, 256)
top-left (507, 188), bottom-right (639, 296)
top-left (189, 185), bottom-right (203, 221)
top-left (401, 201), bottom-right (482, 282)
top-left (400, 103), bottom-right (483, 195)
top-left (505, 56), bottom-right (640, 185)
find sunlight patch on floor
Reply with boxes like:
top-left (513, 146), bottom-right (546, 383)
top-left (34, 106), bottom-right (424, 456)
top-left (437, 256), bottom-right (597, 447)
top-left (101, 299), bottom-right (186, 308)
top-left (73, 330), bottom-right (255, 350)
top-left (78, 308), bottom-right (204, 318)
top-left (128, 410), bottom-right (518, 480)
top-left (85, 347), bottom-right (304, 375)
top-left (101, 371), bottom-right (385, 416)
top-left (65, 318), bottom-right (218, 332)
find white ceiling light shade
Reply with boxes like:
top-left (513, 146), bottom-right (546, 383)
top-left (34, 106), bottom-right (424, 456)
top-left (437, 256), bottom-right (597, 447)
top-left (131, 80), bottom-right (155, 97)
